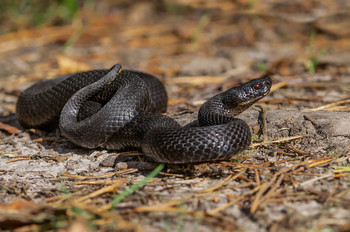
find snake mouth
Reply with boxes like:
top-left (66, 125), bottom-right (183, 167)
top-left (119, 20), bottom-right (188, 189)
top-left (242, 87), bottom-right (270, 105)
top-left (238, 95), bottom-right (263, 106)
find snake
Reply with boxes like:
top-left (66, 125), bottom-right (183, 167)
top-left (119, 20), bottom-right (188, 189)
top-left (16, 64), bottom-right (272, 163)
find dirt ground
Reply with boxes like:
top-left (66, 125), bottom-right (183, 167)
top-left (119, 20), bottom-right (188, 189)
top-left (0, 1), bottom-right (349, 231)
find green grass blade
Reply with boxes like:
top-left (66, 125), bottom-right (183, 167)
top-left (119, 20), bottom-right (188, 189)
top-left (110, 164), bottom-right (164, 209)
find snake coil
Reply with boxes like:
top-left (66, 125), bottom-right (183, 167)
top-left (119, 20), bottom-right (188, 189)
top-left (16, 64), bottom-right (272, 163)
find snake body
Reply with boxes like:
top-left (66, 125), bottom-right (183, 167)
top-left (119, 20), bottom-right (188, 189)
top-left (16, 64), bottom-right (272, 163)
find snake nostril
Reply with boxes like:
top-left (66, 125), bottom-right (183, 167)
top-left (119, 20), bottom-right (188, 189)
top-left (265, 80), bottom-right (272, 87)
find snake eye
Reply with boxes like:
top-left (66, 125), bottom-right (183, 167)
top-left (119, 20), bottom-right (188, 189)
top-left (253, 84), bottom-right (261, 90)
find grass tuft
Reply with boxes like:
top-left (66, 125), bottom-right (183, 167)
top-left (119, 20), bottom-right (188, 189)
top-left (307, 30), bottom-right (326, 74)
top-left (0, 0), bottom-right (95, 33)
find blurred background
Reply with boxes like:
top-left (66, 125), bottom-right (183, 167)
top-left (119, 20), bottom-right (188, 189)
top-left (0, 0), bottom-right (349, 110)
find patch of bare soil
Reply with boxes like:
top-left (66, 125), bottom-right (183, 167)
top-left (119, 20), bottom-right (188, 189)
top-left (0, 1), bottom-right (349, 231)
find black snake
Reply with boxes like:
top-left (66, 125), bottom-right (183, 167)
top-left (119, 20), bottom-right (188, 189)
top-left (16, 64), bottom-right (272, 163)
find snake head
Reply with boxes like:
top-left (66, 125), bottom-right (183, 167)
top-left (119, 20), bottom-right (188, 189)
top-left (223, 76), bottom-right (272, 115)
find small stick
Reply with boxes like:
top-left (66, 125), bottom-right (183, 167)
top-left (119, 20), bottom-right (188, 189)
top-left (255, 105), bottom-right (268, 143)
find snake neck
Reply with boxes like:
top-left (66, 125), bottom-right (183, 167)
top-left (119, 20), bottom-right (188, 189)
top-left (198, 93), bottom-right (238, 126)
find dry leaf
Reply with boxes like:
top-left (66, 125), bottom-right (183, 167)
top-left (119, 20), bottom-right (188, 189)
top-left (57, 55), bottom-right (92, 74)
top-left (0, 122), bottom-right (20, 134)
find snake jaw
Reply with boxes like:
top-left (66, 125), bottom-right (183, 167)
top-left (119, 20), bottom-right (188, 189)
top-left (238, 90), bottom-right (268, 106)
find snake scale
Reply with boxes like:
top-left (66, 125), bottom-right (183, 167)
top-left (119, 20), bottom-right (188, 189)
top-left (16, 64), bottom-right (272, 163)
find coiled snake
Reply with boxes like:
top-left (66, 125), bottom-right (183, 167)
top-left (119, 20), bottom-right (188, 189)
top-left (16, 64), bottom-right (272, 163)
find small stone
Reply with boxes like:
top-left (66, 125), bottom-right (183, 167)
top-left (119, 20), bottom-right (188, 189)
top-left (115, 162), bottom-right (128, 170)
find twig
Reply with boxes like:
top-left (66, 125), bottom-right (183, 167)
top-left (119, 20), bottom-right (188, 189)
top-left (255, 105), bottom-right (268, 143)
top-left (197, 172), bottom-right (242, 193)
top-left (250, 135), bottom-right (304, 148)
top-left (309, 99), bottom-right (350, 111)
top-left (210, 196), bottom-right (246, 215)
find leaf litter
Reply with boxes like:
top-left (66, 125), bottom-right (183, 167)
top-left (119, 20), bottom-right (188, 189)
top-left (0, 0), bottom-right (350, 231)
